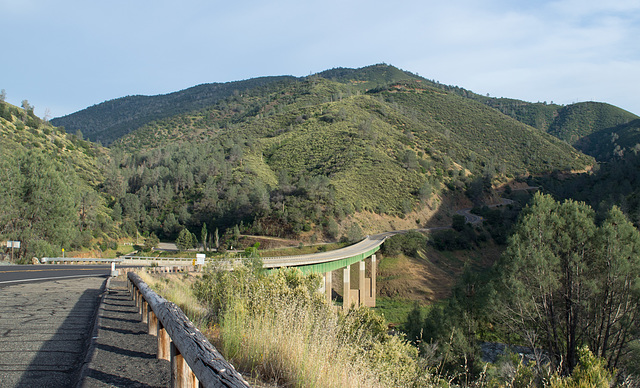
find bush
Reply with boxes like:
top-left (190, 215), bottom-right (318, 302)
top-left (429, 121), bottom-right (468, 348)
top-left (382, 231), bottom-right (428, 257)
top-left (549, 346), bottom-right (614, 388)
top-left (175, 228), bottom-right (196, 250)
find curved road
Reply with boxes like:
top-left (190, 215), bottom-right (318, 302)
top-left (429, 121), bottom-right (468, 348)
top-left (263, 197), bottom-right (517, 269)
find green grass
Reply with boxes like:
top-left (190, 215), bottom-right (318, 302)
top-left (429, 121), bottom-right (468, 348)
top-left (375, 297), bottom-right (432, 326)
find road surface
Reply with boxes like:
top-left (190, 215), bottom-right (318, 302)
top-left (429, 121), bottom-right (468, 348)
top-left (0, 265), bottom-right (111, 286)
top-left (0, 276), bottom-right (106, 387)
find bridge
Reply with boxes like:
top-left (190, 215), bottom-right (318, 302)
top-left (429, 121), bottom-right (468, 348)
top-left (262, 233), bottom-right (393, 308)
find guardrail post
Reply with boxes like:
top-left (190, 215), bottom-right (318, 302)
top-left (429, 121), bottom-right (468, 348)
top-left (158, 322), bottom-right (171, 361)
top-left (171, 342), bottom-right (200, 388)
top-left (171, 342), bottom-right (199, 388)
top-left (138, 293), bottom-right (143, 315)
top-left (148, 310), bottom-right (158, 336)
top-left (142, 300), bottom-right (148, 323)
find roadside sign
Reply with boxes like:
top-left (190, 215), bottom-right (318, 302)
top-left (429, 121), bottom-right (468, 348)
top-left (6, 241), bottom-right (20, 248)
top-left (196, 253), bottom-right (205, 265)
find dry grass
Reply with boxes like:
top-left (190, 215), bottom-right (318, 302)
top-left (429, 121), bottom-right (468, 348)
top-left (140, 266), bottom-right (429, 387)
top-left (221, 298), bottom-right (384, 387)
top-left (136, 271), bottom-right (208, 326)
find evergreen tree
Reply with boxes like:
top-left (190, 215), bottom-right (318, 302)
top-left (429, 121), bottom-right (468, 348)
top-left (175, 228), bottom-right (195, 251)
top-left (493, 193), bottom-right (640, 374)
top-left (201, 222), bottom-right (208, 252)
top-left (144, 232), bottom-right (159, 251)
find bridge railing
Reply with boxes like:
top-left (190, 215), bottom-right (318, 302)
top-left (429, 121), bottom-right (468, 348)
top-left (127, 272), bottom-right (249, 388)
top-left (123, 256), bottom-right (195, 262)
top-left (41, 257), bottom-right (124, 264)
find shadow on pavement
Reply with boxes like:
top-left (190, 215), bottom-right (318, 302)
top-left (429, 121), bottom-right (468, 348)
top-left (15, 278), bottom-right (106, 388)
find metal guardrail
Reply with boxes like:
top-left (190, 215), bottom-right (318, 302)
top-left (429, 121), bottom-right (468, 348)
top-left (123, 256), bottom-right (195, 261)
top-left (127, 272), bottom-right (249, 388)
top-left (41, 257), bottom-right (124, 263)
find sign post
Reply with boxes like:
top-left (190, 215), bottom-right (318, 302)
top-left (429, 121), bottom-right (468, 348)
top-left (196, 253), bottom-right (205, 271)
top-left (6, 241), bottom-right (20, 262)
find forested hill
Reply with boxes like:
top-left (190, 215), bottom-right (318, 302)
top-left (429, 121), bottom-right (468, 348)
top-left (105, 65), bottom-right (593, 245)
top-left (51, 64), bottom-right (638, 154)
top-left (50, 76), bottom-right (296, 145)
top-left (574, 118), bottom-right (640, 161)
top-left (464, 97), bottom-right (638, 155)
top-left (0, 100), bottom-right (116, 259)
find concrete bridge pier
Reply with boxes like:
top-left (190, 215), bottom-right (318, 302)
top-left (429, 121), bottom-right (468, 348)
top-left (324, 270), bottom-right (332, 302)
top-left (343, 264), bottom-right (351, 308)
top-left (320, 253), bottom-right (378, 309)
top-left (365, 254), bottom-right (376, 307)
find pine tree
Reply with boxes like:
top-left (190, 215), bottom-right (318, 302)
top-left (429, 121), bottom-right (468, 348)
top-left (494, 193), bottom-right (640, 374)
top-left (176, 228), bottom-right (195, 251)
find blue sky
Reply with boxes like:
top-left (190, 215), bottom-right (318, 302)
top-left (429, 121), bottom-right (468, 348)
top-left (2, 0), bottom-right (639, 119)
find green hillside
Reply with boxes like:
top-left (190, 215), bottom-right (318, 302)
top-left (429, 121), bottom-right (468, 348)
top-left (423, 84), bottom-right (639, 153)
top-left (109, 67), bottom-right (593, 243)
top-left (0, 101), bottom-right (117, 261)
top-left (547, 102), bottom-right (639, 144)
top-left (575, 118), bottom-right (640, 160)
top-left (50, 76), bottom-right (296, 145)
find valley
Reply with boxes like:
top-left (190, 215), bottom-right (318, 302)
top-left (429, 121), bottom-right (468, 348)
top-left (3, 63), bottom-right (640, 386)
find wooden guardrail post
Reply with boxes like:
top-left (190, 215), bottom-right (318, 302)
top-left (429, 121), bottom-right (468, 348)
top-left (148, 310), bottom-right (158, 336)
top-left (171, 342), bottom-right (200, 388)
top-left (158, 322), bottom-right (171, 361)
top-left (142, 300), bottom-right (148, 323)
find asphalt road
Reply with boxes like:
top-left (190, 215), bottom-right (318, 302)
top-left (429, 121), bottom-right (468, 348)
top-left (0, 265), bottom-right (111, 287)
top-left (0, 276), bottom-right (106, 387)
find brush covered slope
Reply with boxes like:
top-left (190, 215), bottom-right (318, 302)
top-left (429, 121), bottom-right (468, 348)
top-left (50, 76), bottom-right (296, 146)
top-left (472, 97), bottom-right (638, 149)
top-left (0, 101), bottom-right (117, 260)
top-left (108, 65), bottom-right (594, 241)
top-left (575, 118), bottom-right (640, 161)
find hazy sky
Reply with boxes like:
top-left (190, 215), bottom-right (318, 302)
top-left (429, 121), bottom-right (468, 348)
top-left (2, 0), bottom-right (639, 119)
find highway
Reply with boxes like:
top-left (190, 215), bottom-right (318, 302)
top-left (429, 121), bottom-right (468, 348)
top-left (0, 265), bottom-right (111, 286)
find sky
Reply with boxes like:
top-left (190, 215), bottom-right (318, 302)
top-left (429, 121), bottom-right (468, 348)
top-left (1, 0), bottom-right (639, 119)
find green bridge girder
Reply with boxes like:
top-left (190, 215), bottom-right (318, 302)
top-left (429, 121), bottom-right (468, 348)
top-left (266, 244), bottom-right (381, 275)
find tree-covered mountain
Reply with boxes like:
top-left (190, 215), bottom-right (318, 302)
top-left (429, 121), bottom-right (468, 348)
top-left (103, 65), bottom-right (593, 246)
top-left (575, 118), bottom-right (640, 161)
top-left (468, 97), bottom-right (639, 154)
top-left (8, 63), bottom-right (640, 260)
top-left (50, 76), bottom-right (296, 146)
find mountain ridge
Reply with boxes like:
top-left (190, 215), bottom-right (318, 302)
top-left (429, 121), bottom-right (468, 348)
top-left (51, 64), bottom-right (638, 155)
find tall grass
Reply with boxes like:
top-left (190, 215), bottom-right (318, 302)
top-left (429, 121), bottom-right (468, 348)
top-left (192, 263), bottom-right (429, 387)
top-left (137, 271), bottom-right (208, 326)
